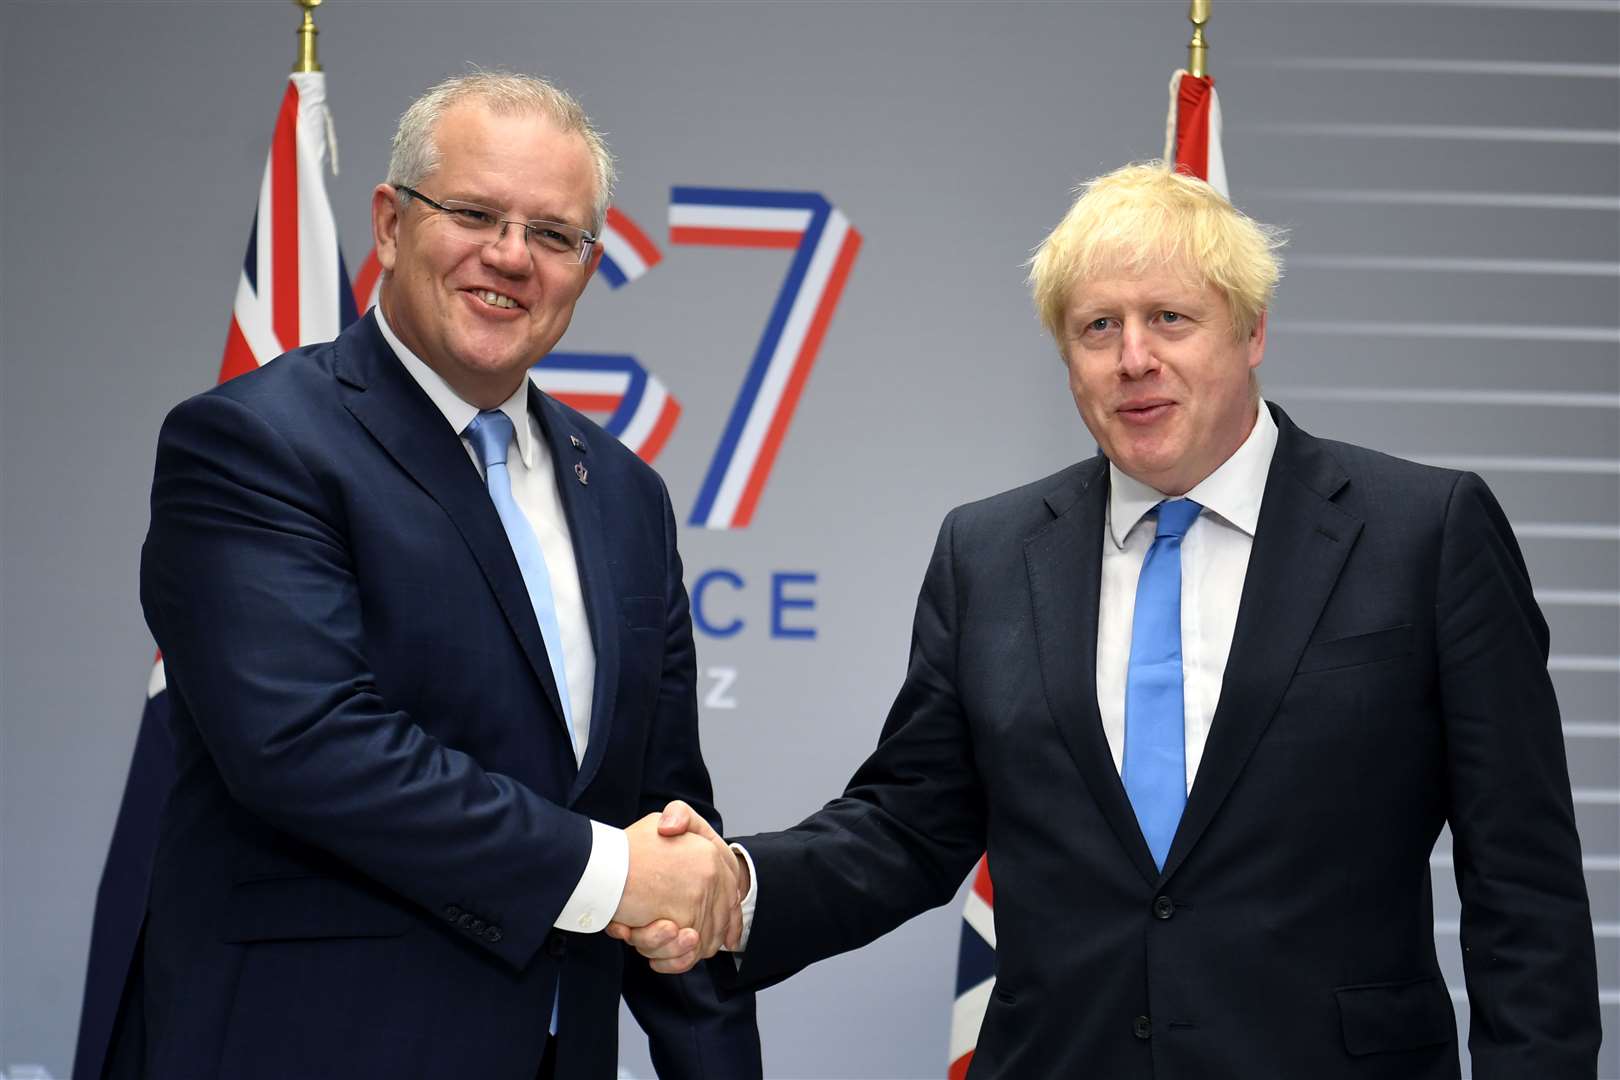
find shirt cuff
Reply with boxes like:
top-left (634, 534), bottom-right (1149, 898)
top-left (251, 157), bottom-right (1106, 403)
top-left (729, 842), bottom-right (758, 952)
top-left (553, 820), bottom-right (629, 934)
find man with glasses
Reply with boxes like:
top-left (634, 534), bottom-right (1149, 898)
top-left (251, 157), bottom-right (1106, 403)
top-left (123, 72), bottom-right (759, 1079)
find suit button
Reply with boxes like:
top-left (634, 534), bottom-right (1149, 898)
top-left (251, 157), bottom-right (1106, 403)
top-left (443, 904), bottom-right (463, 923)
top-left (1133, 1015), bottom-right (1152, 1040)
top-left (457, 913), bottom-right (476, 929)
top-left (484, 926), bottom-right (503, 943)
top-left (1152, 896), bottom-right (1175, 919)
top-left (547, 934), bottom-right (568, 958)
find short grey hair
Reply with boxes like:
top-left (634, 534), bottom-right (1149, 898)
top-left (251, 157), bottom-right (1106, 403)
top-left (386, 70), bottom-right (616, 233)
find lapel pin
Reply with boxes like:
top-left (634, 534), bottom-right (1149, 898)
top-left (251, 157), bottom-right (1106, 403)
top-left (575, 462), bottom-right (588, 485)
top-left (569, 434), bottom-right (584, 451)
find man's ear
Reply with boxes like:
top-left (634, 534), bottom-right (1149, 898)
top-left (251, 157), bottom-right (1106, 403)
top-left (371, 184), bottom-right (402, 273)
top-left (1247, 309), bottom-right (1268, 372)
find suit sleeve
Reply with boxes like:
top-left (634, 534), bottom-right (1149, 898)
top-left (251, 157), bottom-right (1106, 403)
top-left (1436, 472), bottom-right (1601, 1076)
top-left (140, 391), bottom-right (593, 972)
top-left (726, 509), bottom-right (989, 988)
top-left (620, 476), bottom-right (762, 1078)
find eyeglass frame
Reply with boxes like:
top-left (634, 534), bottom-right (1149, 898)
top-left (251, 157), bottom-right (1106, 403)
top-left (393, 184), bottom-right (599, 265)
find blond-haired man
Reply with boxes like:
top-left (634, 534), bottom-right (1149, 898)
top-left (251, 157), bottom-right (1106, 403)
top-left (627, 163), bottom-right (1600, 1078)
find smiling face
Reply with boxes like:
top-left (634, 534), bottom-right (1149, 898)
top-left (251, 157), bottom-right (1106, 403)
top-left (1061, 262), bottom-right (1266, 496)
top-left (372, 102), bottom-right (602, 408)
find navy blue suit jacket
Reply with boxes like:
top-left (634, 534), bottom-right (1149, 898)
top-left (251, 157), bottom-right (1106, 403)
top-left (730, 405), bottom-right (1598, 1079)
top-left (123, 312), bottom-right (758, 1079)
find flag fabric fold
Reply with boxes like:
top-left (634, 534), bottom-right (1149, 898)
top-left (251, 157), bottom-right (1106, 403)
top-left (1164, 69), bottom-right (1229, 198)
top-left (72, 70), bottom-right (356, 1080)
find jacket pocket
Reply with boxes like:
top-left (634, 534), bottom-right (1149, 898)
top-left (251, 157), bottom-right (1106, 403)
top-left (1297, 624), bottom-right (1414, 675)
top-left (221, 874), bottom-right (414, 943)
top-left (1335, 975), bottom-right (1454, 1056)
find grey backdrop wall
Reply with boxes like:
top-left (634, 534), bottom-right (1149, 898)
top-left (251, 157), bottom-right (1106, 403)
top-left (2, 1), bottom-right (1615, 1077)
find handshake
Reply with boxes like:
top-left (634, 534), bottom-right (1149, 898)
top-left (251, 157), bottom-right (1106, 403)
top-left (605, 801), bottom-right (746, 975)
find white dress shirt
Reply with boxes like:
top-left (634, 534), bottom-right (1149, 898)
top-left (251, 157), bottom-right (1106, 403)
top-left (376, 308), bottom-right (628, 934)
top-left (1097, 400), bottom-right (1278, 791)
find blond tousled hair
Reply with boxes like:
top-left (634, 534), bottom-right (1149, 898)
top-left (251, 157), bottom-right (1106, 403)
top-left (1028, 162), bottom-right (1286, 343)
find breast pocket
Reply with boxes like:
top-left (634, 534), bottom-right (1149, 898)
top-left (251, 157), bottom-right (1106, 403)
top-left (1296, 624), bottom-right (1414, 675)
top-left (620, 595), bottom-right (664, 631)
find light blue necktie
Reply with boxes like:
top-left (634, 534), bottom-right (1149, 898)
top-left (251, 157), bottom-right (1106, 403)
top-left (463, 410), bottom-right (576, 756)
top-left (464, 409), bottom-right (573, 1040)
top-left (1122, 498), bottom-right (1202, 870)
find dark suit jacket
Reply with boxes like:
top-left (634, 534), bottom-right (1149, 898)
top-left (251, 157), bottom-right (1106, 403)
top-left (731, 404), bottom-right (1598, 1079)
top-left (125, 312), bottom-right (758, 1079)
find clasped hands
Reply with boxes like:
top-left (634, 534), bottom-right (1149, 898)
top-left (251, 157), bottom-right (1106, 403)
top-left (607, 801), bottom-right (747, 975)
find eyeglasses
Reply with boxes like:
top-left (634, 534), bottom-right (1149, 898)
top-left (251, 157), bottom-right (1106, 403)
top-left (395, 185), bottom-right (597, 264)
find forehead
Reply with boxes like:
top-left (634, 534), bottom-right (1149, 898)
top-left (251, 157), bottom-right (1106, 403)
top-left (429, 103), bottom-right (597, 219)
top-left (1066, 260), bottom-right (1218, 311)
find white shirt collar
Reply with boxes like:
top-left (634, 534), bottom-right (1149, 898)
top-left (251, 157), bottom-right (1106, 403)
top-left (1106, 398), bottom-right (1279, 549)
top-left (373, 306), bottom-right (537, 469)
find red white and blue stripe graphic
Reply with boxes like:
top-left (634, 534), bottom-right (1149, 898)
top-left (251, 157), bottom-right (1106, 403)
top-left (219, 73), bottom-right (357, 382)
top-left (530, 352), bottom-right (681, 464)
top-left (597, 206), bottom-right (662, 288)
top-left (670, 187), bottom-right (861, 530)
top-left (948, 856), bottom-right (996, 1080)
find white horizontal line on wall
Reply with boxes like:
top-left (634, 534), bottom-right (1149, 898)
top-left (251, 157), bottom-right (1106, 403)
top-left (1271, 386), bottom-right (1620, 407)
top-left (1536, 589), bottom-right (1620, 606)
top-left (1271, 320), bottom-right (1620, 343)
top-left (1406, 0), bottom-right (1620, 11)
top-left (1288, 254), bottom-right (1619, 276)
top-left (1514, 523), bottom-right (1620, 540)
top-left (1549, 656), bottom-right (1620, 672)
top-left (1435, 921), bottom-right (1620, 935)
top-left (1565, 722), bottom-right (1620, 737)
top-left (1246, 122), bottom-right (1620, 144)
top-left (1432, 853), bottom-right (1620, 870)
top-left (1251, 188), bottom-right (1619, 210)
top-left (1406, 455), bottom-right (1620, 474)
top-left (1242, 57), bottom-right (1620, 77)
top-left (1571, 788), bottom-right (1620, 803)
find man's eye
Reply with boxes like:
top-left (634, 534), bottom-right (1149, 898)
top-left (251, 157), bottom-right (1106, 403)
top-left (1087, 318), bottom-right (1111, 333)
top-left (528, 225), bottom-right (575, 252)
top-left (1160, 311), bottom-right (1183, 324)
top-left (450, 207), bottom-right (497, 228)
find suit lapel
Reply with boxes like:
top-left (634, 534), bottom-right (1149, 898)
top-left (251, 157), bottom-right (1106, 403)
top-left (1026, 458), bottom-right (1161, 886)
top-left (530, 388), bottom-right (620, 804)
top-left (1161, 407), bottom-right (1361, 879)
top-left (333, 315), bottom-right (568, 728)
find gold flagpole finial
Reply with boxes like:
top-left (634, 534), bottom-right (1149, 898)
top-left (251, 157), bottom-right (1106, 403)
top-left (1187, 0), bottom-right (1212, 78)
top-left (293, 0), bottom-right (323, 73)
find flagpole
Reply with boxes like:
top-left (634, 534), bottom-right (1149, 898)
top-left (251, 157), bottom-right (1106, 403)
top-left (294, 0), bottom-right (322, 73)
top-left (1187, 0), bottom-right (1211, 78)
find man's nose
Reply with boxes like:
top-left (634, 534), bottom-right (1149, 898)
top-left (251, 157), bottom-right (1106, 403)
top-left (1118, 320), bottom-right (1158, 379)
top-left (482, 221), bottom-right (533, 273)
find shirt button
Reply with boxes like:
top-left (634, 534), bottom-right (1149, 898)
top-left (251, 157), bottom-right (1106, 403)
top-left (1152, 896), bottom-right (1175, 920)
top-left (1133, 1015), bottom-right (1153, 1040)
top-left (577, 911), bottom-right (597, 931)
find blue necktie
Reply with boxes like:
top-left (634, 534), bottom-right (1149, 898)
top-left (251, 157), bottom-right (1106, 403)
top-left (1122, 498), bottom-right (1202, 870)
top-left (463, 410), bottom-right (577, 759)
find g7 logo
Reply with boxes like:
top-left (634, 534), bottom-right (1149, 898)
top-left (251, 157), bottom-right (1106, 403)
top-left (535, 188), bottom-right (862, 531)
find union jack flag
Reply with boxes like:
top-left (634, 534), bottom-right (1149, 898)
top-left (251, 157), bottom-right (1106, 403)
top-left (72, 70), bottom-right (356, 1080)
